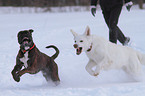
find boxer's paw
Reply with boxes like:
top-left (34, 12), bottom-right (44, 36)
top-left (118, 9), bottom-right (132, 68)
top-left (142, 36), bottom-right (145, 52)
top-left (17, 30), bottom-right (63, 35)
top-left (14, 75), bottom-right (20, 82)
top-left (54, 81), bottom-right (60, 86)
top-left (12, 73), bottom-right (20, 82)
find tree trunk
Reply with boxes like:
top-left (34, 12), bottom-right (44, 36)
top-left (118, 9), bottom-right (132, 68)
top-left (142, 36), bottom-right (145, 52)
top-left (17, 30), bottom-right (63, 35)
top-left (138, 0), bottom-right (144, 9)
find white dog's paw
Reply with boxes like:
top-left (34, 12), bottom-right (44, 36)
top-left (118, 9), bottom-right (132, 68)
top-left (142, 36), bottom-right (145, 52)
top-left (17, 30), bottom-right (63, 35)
top-left (93, 73), bottom-right (99, 77)
top-left (88, 72), bottom-right (95, 76)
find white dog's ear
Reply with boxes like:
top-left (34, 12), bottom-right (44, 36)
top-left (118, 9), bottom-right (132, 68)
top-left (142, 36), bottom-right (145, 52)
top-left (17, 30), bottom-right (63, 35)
top-left (84, 26), bottom-right (90, 36)
top-left (70, 29), bottom-right (78, 37)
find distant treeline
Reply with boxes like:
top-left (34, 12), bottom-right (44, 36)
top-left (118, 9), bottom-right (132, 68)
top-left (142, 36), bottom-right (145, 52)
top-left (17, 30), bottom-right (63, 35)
top-left (0, 0), bottom-right (144, 8)
top-left (0, 0), bottom-right (90, 7)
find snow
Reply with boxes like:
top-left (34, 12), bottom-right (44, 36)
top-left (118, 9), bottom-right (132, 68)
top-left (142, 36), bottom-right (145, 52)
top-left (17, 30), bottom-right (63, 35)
top-left (0, 6), bottom-right (145, 96)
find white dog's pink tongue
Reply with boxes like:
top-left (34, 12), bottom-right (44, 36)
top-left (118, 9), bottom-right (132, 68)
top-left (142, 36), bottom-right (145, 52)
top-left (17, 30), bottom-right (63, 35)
top-left (76, 48), bottom-right (80, 55)
top-left (77, 48), bottom-right (79, 52)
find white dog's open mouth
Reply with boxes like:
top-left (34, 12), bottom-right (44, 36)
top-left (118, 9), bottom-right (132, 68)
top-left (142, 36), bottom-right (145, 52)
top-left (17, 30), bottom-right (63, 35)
top-left (76, 47), bottom-right (82, 55)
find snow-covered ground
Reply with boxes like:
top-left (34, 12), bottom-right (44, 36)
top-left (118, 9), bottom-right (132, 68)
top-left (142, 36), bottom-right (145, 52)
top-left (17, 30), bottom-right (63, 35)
top-left (0, 6), bottom-right (145, 96)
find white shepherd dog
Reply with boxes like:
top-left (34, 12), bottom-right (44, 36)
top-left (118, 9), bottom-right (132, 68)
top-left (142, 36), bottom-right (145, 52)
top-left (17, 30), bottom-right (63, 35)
top-left (71, 26), bottom-right (145, 81)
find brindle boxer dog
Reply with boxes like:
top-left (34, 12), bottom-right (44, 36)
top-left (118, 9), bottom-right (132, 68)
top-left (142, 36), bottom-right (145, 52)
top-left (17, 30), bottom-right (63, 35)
top-left (11, 29), bottom-right (60, 85)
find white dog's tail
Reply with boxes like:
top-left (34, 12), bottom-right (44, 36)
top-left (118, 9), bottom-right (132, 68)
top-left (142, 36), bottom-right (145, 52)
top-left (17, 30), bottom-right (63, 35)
top-left (137, 52), bottom-right (145, 65)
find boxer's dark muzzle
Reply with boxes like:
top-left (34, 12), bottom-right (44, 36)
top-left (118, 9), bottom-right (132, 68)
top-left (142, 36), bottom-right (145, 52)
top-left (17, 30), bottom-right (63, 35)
top-left (20, 38), bottom-right (32, 50)
top-left (21, 37), bottom-right (31, 46)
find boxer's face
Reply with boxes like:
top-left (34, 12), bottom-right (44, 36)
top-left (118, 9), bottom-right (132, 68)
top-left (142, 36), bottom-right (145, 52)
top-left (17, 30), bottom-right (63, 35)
top-left (17, 29), bottom-right (33, 50)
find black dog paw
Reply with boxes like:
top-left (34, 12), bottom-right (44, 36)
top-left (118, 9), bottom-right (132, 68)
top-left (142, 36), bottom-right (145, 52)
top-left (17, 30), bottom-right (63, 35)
top-left (54, 81), bottom-right (60, 86)
top-left (14, 76), bottom-right (20, 82)
top-left (12, 72), bottom-right (20, 82)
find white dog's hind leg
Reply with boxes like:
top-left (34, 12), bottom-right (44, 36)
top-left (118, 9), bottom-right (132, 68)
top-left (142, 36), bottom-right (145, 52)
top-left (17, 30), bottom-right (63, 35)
top-left (123, 59), bottom-right (143, 81)
top-left (85, 60), bottom-right (97, 76)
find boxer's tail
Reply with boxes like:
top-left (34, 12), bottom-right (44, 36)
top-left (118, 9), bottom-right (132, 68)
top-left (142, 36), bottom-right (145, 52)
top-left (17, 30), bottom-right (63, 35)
top-left (46, 45), bottom-right (59, 59)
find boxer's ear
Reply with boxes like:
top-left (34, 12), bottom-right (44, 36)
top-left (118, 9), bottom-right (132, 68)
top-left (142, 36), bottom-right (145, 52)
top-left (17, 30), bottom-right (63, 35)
top-left (29, 29), bottom-right (34, 34)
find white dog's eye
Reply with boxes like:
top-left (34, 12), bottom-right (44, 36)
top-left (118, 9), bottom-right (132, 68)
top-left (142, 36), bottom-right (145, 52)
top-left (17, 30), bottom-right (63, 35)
top-left (75, 41), bottom-right (76, 43)
top-left (80, 40), bottom-right (83, 42)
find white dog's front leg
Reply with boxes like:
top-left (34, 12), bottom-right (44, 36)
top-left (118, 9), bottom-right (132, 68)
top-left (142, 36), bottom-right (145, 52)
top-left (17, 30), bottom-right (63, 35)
top-left (94, 58), bottom-right (107, 76)
top-left (94, 65), bottom-right (101, 76)
top-left (85, 60), bottom-right (97, 76)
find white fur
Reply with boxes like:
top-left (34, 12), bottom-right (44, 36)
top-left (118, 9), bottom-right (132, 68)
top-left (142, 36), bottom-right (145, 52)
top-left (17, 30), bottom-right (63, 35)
top-left (25, 46), bottom-right (30, 50)
top-left (71, 26), bottom-right (145, 81)
top-left (20, 51), bottom-right (29, 68)
top-left (126, 1), bottom-right (133, 6)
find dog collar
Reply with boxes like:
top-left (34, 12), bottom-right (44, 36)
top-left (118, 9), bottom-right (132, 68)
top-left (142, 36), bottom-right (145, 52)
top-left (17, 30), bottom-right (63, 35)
top-left (22, 44), bottom-right (35, 53)
top-left (87, 43), bottom-right (93, 52)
